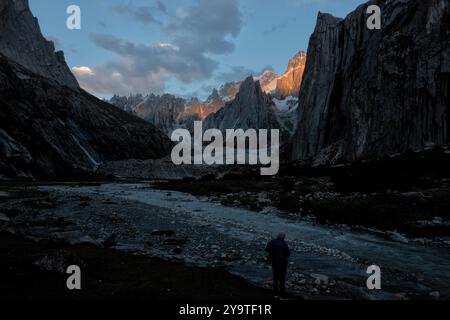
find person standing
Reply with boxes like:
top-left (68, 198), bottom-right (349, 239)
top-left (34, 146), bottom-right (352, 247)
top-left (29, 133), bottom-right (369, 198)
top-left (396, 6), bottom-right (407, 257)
top-left (265, 232), bottom-right (290, 299)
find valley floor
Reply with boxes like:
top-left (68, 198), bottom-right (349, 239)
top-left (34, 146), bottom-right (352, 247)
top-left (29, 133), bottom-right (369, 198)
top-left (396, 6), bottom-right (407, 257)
top-left (1, 177), bottom-right (449, 300)
top-left (0, 231), bottom-right (272, 300)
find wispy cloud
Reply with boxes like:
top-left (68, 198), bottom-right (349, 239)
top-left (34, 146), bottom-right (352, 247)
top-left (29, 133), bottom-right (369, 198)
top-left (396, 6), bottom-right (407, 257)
top-left (110, 2), bottom-right (162, 25)
top-left (75, 0), bottom-right (243, 96)
top-left (263, 16), bottom-right (299, 35)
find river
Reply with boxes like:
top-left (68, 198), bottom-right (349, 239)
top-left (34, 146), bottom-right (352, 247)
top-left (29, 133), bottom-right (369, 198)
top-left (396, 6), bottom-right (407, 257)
top-left (35, 183), bottom-right (450, 299)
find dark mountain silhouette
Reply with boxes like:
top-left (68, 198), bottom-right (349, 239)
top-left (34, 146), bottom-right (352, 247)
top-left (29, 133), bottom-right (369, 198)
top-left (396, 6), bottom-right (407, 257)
top-left (0, 0), bottom-right (171, 179)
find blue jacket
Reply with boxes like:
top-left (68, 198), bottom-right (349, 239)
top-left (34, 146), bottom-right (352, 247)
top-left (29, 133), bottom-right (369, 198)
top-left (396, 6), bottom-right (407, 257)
top-left (265, 239), bottom-right (290, 264)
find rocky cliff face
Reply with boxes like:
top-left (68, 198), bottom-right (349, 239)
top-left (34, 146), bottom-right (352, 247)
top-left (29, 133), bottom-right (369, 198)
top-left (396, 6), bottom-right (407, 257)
top-left (292, 0), bottom-right (450, 164)
top-left (0, 0), bottom-right (171, 179)
top-left (0, 56), bottom-right (171, 179)
top-left (275, 51), bottom-right (307, 98)
top-left (125, 88), bottom-right (233, 136)
top-left (0, 0), bottom-right (79, 90)
top-left (219, 81), bottom-right (241, 102)
top-left (203, 77), bottom-right (285, 136)
top-left (132, 94), bottom-right (186, 136)
top-left (254, 52), bottom-right (306, 99)
top-left (202, 89), bottom-right (227, 116)
top-left (257, 71), bottom-right (279, 94)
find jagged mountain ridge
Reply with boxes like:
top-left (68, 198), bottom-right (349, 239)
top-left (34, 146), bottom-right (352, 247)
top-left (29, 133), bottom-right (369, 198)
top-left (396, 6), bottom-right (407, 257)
top-left (0, 0), bottom-right (79, 90)
top-left (109, 94), bottom-right (145, 112)
top-left (128, 89), bottom-right (232, 136)
top-left (110, 51), bottom-right (306, 138)
top-left (257, 51), bottom-right (307, 98)
top-left (203, 76), bottom-right (295, 141)
top-left (292, 0), bottom-right (450, 164)
top-left (114, 81), bottom-right (243, 136)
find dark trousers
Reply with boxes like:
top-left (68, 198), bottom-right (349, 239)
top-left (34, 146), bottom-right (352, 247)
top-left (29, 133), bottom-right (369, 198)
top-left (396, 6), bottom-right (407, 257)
top-left (272, 261), bottom-right (287, 296)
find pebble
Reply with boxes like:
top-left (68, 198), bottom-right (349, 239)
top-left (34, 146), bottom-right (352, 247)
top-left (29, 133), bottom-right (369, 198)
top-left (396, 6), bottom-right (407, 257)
top-left (310, 273), bottom-right (329, 286)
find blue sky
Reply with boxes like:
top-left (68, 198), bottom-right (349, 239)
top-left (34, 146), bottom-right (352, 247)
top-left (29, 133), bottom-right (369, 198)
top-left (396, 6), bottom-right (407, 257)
top-left (29, 0), bottom-right (364, 99)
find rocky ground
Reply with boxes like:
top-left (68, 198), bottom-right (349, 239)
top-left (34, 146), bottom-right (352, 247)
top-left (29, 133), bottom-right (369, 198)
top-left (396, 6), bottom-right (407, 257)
top-left (156, 146), bottom-right (450, 240)
top-left (0, 231), bottom-right (273, 300)
top-left (1, 146), bottom-right (450, 301)
top-left (0, 183), bottom-right (276, 300)
top-left (1, 174), bottom-right (449, 300)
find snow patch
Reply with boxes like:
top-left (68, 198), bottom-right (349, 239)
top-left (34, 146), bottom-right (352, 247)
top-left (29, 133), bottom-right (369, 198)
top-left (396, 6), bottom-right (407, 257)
top-left (273, 97), bottom-right (298, 112)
